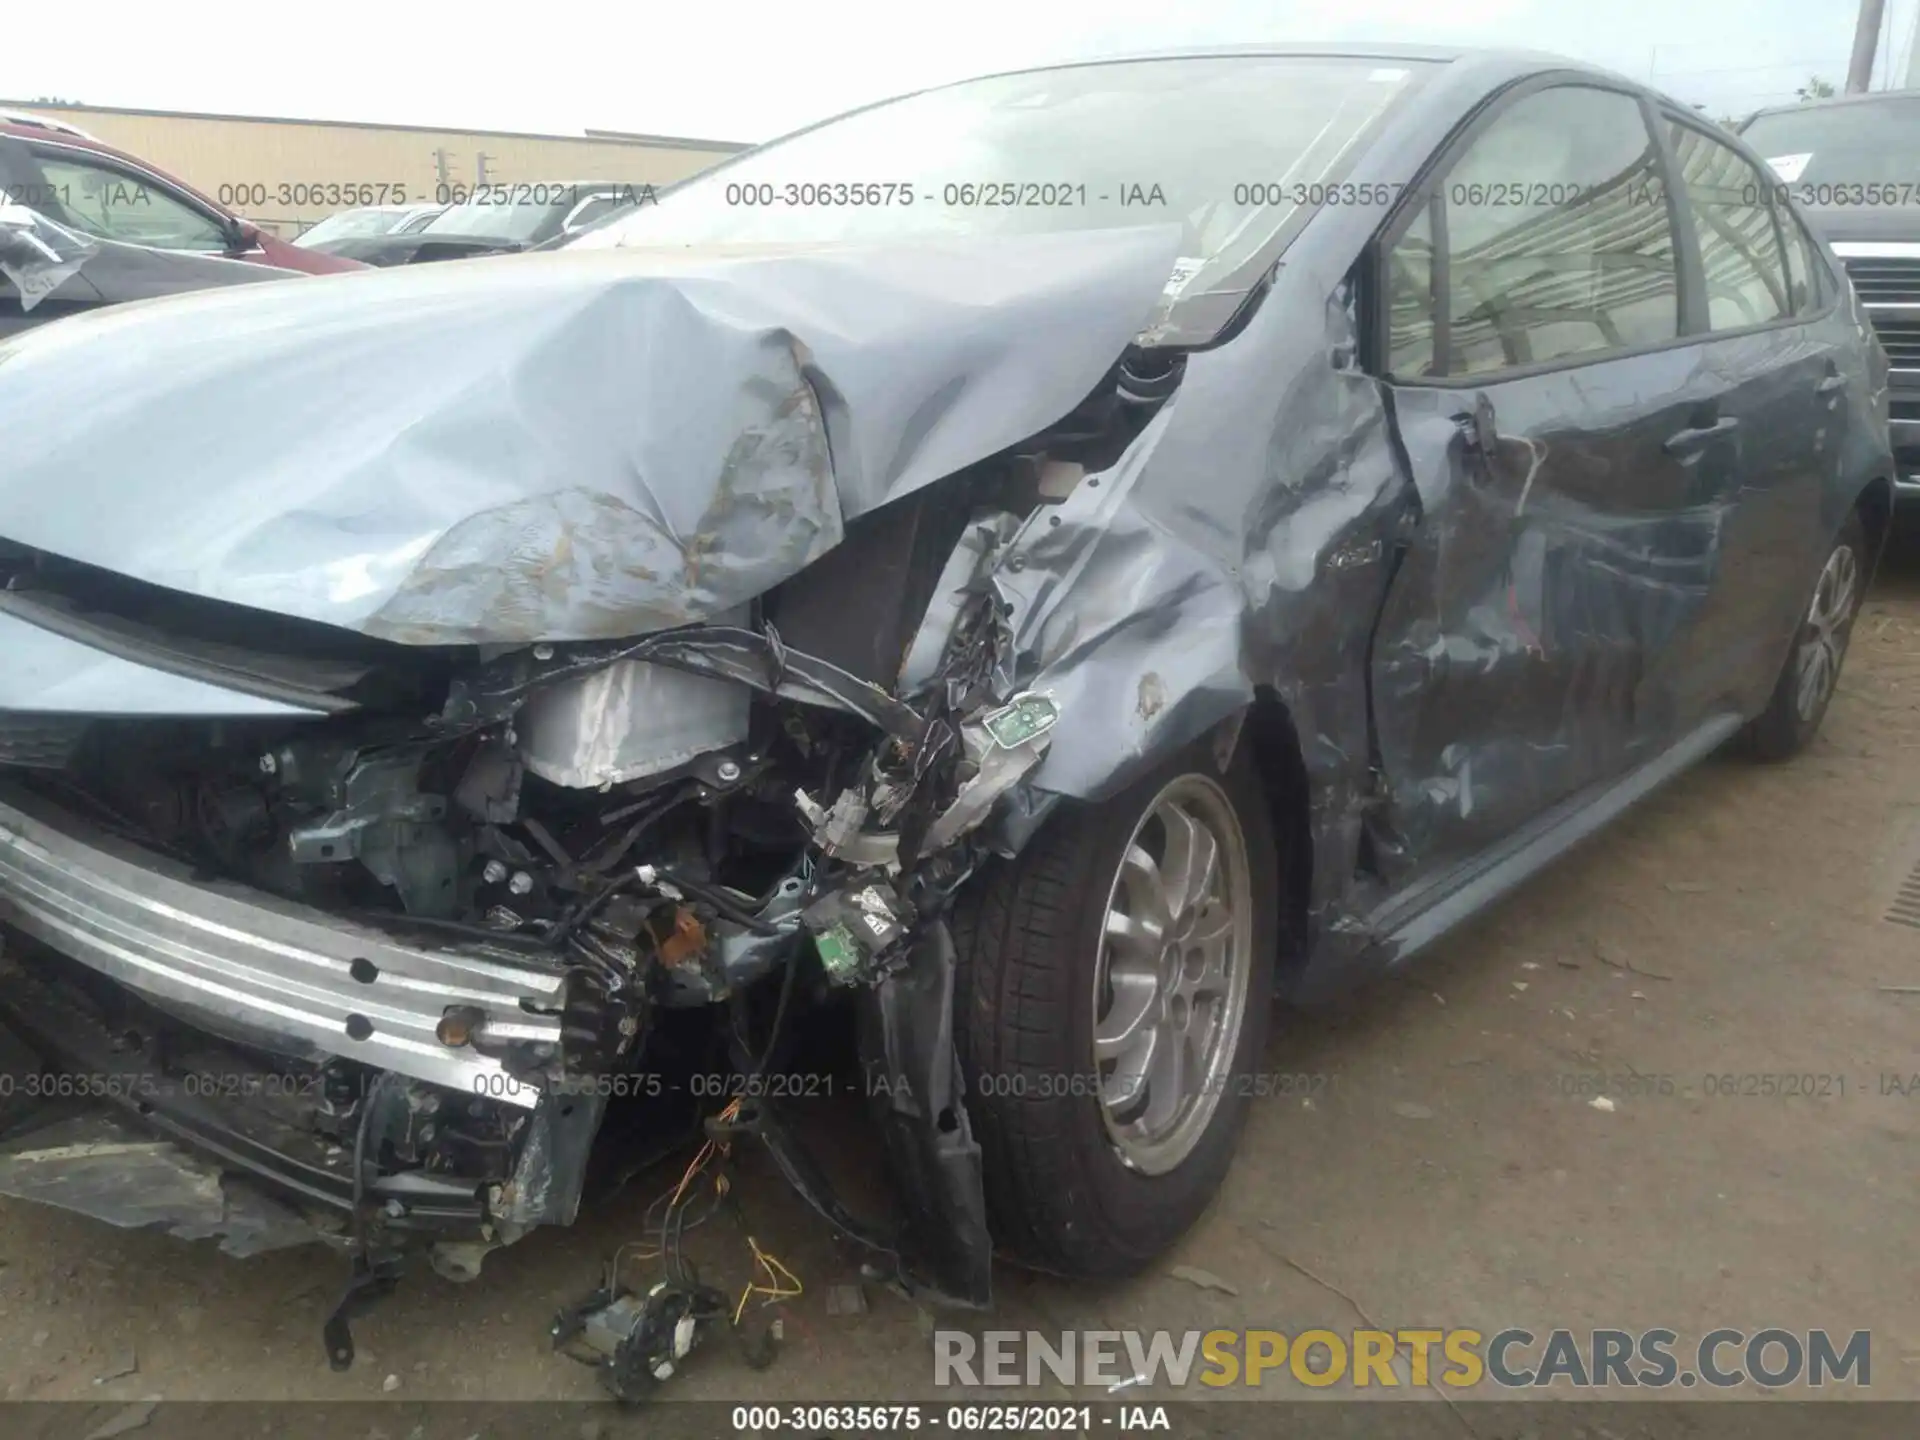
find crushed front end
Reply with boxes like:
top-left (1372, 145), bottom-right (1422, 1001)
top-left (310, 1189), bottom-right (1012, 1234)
top-left (0, 480), bottom-right (1079, 1364)
top-left (0, 225), bottom-right (1205, 1381)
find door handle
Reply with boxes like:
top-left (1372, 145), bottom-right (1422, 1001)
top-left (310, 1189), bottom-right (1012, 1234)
top-left (1816, 372), bottom-right (1846, 395)
top-left (1452, 392), bottom-right (1500, 455)
top-left (1664, 416), bottom-right (1740, 455)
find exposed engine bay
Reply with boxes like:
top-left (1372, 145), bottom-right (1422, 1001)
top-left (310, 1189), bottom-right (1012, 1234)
top-left (0, 347), bottom-right (1181, 1388)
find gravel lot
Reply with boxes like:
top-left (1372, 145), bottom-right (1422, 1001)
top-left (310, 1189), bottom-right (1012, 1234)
top-left (4, 541), bottom-right (1919, 1427)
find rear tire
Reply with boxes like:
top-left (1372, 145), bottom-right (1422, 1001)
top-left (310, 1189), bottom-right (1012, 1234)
top-left (1742, 512), bottom-right (1867, 761)
top-left (950, 740), bottom-right (1278, 1277)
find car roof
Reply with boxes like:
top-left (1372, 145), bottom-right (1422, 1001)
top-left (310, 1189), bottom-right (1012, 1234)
top-left (939, 43), bottom-right (1636, 88)
top-left (0, 109), bottom-right (101, 142)
top-left (1070, 41), bottom-right (1468, 63)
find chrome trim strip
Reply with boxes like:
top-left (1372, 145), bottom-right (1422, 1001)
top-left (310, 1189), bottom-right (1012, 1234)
top-left (0, 785), bottom-right (562, 1104)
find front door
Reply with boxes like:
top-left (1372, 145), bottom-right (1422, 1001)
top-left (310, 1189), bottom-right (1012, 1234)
top-left (1364, 79), bottom-right (1733, 887)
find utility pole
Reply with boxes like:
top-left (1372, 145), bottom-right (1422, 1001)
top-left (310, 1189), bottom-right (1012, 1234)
top-left (1847, 0), bottom-right (1886, 92)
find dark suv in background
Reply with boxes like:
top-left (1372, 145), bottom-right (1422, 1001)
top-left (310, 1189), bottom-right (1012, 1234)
top-left (1742, 92), bottom-right (1920, 501)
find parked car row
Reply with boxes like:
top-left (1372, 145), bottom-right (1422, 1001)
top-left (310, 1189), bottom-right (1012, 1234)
top-left (292, 181), bottom-right (653, 265)
top-left (0, 46), bottom-right (1896, 1399)
top-left (1, 109), bottom-right (666, 333)
top-left (289, 201), bottom-right (446, 259)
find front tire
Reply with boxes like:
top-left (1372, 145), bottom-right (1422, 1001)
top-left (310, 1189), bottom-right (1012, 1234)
top-left (950, 740), bottom-right (1278, 1277)
top-left (1742, 512), bottom-right (1867, 760)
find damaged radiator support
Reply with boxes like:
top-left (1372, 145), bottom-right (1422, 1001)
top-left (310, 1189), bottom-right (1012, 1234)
top-left (0, 574), bottom-right (1063, 1363)
top-left (0, 220), bottom-right (1180, 1379)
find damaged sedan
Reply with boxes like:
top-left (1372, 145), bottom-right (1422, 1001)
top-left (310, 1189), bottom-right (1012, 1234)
top-left (0, 44), bottom-right (1892, 1386)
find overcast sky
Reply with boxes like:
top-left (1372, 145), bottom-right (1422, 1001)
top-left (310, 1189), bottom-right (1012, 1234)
top-left (4, 0), bottom-right (1911, 143)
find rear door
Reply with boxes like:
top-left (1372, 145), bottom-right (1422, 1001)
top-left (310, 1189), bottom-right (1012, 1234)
top-left (1656, 116), bottom-right (1849, 718)
top-left (1366, 79), bottom-right (1738, 886)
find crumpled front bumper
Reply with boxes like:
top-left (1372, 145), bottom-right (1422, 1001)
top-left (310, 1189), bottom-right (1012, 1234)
top-left (0, 962), bottom-right (496, 1250)
top-left (0, 781), bottom-right (563, 1103)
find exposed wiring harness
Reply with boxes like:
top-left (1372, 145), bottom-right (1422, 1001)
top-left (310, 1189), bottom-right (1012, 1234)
top-left (732, 1234), bottom-right (803, 1325)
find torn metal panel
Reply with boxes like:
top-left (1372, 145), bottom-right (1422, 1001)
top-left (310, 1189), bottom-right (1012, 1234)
top-left (857, 920), bottom-right (992, 1307)
top-left (0, 227), bottom-right (1184, 644)
top-left (0, 1111), bottom-right (318, 1257)
top-left (987, 284), bottom-right (1410, 958)
top-left (1367, 345), bottom-right (1754, 890)
top-left (499, 1089), bottom-right (606, 1229)
top-left (897, 511), bottom-right (1023, 697)
top-left (920, 693), bottom-right (1058, 853)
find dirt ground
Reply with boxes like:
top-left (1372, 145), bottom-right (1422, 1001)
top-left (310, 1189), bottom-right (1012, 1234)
top-left (4, 539), bottom-right (1920, 1422)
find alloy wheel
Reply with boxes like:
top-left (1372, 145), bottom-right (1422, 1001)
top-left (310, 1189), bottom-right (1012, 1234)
top-left (1092, 773), bottom-right (1253, 1175)
top-left (1796, 542), bottom-right (1859, 722)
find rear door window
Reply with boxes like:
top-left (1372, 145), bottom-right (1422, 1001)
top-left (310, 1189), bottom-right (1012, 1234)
top-left (1775, 205), bottom-right (1826, 314)
top-left (1666, 122), bottom-right (1791, 330)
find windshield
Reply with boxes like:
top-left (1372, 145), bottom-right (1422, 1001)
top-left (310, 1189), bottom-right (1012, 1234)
top-left (296, 208), bottom-right (409, 245)
top-left (571, 56), bottom-right (1429, 320)
top-left (1740, 98), bottom-right (1920, 188)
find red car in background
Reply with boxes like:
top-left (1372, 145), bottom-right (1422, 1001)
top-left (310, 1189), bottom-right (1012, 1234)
top-left (0, 109), bottom-right (359, 337)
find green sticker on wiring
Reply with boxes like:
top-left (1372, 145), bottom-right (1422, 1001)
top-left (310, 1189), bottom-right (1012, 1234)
top-left (813, 923), bottom-right (863, 981)
top-left (983, 693), bottom-right (1059, 749)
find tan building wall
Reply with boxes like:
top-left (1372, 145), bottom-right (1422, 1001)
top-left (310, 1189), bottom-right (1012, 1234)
top-left (5, 102), bottom-right (748, 236)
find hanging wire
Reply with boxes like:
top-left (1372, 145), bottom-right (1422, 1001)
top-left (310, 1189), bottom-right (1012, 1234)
top-left (732, 1236), bottom-right (804, 1325)
top-left (599, 1094), bottom-right (803, 1334)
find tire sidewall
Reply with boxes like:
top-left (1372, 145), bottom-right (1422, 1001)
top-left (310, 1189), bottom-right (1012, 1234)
top-left (1770, 514), bottom-right (1868, 753)
top-left (1046, 741), bottom-right (1279, 1266)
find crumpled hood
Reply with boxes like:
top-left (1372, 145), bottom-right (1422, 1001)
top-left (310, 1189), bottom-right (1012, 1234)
top-left (0, 227), bottom-right (1183, 643)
